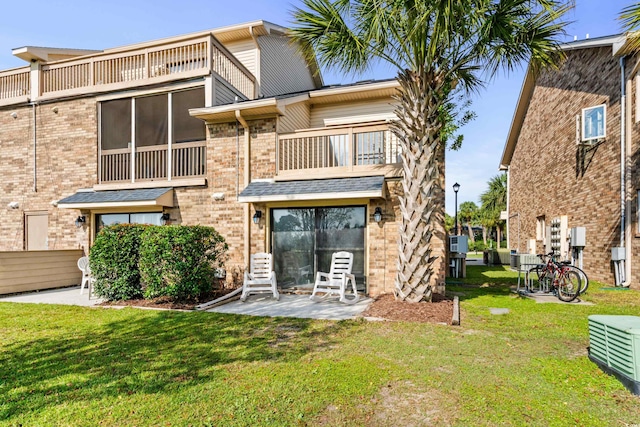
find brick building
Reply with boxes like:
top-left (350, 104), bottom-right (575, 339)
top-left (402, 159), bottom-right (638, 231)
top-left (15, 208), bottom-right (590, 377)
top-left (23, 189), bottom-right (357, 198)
top-left (500, 35), bottom-right (639, 288)
top-left (0, 20), bottom-right (446, 297)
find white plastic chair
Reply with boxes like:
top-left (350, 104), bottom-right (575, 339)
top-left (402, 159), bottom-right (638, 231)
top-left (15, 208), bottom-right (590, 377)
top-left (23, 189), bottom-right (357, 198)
top-left (77, 256), bottom-right (95, 297)
top-left (310, 251), bottom-right (359, 305)
top-left (241, 253), bottom-right (279, 302)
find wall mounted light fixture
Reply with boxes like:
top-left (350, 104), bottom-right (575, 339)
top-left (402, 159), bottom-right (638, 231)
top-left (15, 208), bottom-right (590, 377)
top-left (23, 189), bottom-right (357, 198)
top-left (10, 112), bottom-right (17, 119)
top-left (7, 201), bottom-right (19, 209)
top-left (252, 210), bottom-right (262, 225)
top-left (373, 207), bottom-right (383, 223)
top-left (75, 215), bottom-right (86, 228)
top-left (161, 213), bottom-right (171, 225)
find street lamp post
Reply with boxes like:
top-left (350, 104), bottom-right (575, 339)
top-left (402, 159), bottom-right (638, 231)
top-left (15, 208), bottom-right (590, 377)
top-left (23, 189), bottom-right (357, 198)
top-left (453, 182), bottom-right (460, 236)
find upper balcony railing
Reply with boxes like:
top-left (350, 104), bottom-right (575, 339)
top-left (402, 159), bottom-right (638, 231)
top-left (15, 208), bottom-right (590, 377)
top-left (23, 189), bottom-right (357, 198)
top-left (100, 141), bottom-right (206, 184)
top-left (0, 67), bottom-right (30, 105)
top-left (0, 34), bottom-right (255, 106)
top-left (277, 124), bottom-right (402, 179)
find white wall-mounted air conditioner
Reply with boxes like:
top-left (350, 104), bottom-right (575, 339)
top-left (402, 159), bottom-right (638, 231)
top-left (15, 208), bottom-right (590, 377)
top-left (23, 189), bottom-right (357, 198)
top-left (449, 235), bottom-right (468, 253)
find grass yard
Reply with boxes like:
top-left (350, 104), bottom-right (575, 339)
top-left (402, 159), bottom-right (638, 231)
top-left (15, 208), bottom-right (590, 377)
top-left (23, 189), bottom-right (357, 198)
top-left (1, 266), bottom-right (639, 426)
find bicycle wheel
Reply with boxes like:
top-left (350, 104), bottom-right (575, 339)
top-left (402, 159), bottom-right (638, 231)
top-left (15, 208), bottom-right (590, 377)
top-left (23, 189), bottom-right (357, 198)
top-left (556, 270), bottom-right (581, 302)
top-left (567, 265), bottom-right (589, 294)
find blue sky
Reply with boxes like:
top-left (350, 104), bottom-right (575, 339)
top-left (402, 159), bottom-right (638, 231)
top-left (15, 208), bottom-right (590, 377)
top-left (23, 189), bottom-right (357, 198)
top-left (0, 0), bottom-right (631, 214)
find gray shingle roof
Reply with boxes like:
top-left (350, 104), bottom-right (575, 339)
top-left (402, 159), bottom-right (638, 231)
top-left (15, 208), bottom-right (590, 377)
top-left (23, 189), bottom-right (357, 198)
top-left (58, 188), bottom-right (172, 205)
top-left (238, 176), bottom-right (385, 202)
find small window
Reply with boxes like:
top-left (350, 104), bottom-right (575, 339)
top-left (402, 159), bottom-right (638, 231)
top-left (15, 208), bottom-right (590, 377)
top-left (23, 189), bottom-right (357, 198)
top-left (582, 105), bottom-right (606, 141)
top-left (536, 216), bottom-right (546, 241)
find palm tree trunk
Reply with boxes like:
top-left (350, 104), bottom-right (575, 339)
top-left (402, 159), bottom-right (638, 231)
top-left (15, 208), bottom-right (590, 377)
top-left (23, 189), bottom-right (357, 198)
top-left (467, 222), bottom-right (475, 244)
top-left (392, 69), bottom-right (445, 303)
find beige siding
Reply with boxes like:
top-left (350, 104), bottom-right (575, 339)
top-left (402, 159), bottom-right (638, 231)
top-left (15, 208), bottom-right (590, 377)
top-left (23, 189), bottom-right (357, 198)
top-left (310, 99), bottom-right (396, 128)
top-left (215, 76), bottom-right (244, 105)
top-left (0, 249), bottom-right (83, 294)
top-left (278, 102), bottom-right (310, 133)
top-left (259, 36), bottom-right (316, 97)
top-left (223, 39), bottom-right (258, 77)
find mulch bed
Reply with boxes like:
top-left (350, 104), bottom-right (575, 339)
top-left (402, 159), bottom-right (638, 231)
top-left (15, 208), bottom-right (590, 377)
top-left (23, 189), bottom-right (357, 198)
top-left (360, 293), bottom-right (454, 324)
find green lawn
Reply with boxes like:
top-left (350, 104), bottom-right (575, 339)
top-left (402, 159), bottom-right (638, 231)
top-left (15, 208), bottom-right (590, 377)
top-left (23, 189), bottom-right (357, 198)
top-left (1, 266), bottom-right (639, 426)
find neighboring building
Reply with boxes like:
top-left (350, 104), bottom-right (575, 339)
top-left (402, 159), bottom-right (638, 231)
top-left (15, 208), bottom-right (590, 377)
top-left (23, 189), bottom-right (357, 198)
top-left (500, 34), bottom-right (639, 288)
top-left (0, 20), bottom-right (446, 296)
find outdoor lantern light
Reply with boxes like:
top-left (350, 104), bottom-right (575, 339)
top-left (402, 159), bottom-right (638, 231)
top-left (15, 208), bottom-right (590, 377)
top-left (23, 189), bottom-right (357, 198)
top-left (253, 210), bottom-right (262, 224)
top-left (373, 207), bottom-right (383, 223)
top-left (161, 213), bottom-right (170, 225)
top-left (453, 182), bottom-right (460, 236)
top-left (75, 215), bottom-right (86, 228)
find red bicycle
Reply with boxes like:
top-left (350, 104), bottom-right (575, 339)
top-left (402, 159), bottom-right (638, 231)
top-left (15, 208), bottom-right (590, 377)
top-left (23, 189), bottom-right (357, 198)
top-left (525, 252), bottom-right (582, 302)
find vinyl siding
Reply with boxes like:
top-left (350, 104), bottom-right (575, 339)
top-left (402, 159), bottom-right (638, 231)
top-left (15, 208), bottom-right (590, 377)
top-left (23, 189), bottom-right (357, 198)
top-left (223, 39), bottom-right (258, 76)
top-left (258, 35), bottom-right (316, 97)
top-left (278, 102), bottom-right (310, 133)
top-left (0, 249), bottom-right (83, 294)
top-left (214, 76), bottom-right (245, 105)
top-left (309, 99), bottom-right (396, 128)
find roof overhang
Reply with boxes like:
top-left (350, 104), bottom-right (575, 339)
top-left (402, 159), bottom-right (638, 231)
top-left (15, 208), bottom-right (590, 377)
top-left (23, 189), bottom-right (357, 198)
top-left (57, 188), bottom-right (174, 209)
top-left (190, 94), bottom-right (308, 123)
top-left (309, 80), bottom-right (400, 104)
top-left (238, 176), bottom-right (386, 203)
top-left (500, 34), bottom-right (624, 170)
top-left (12, 46), bottom-right (102, 63)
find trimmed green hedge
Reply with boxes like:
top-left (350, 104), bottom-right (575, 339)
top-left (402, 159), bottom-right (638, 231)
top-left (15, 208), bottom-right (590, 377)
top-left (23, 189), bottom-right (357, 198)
top-left (90, 224), bottom-right (147, 301)
top-left (139, 225), bottom-right (228, 300)
top-left (90, 224), bottom-right (228, 301)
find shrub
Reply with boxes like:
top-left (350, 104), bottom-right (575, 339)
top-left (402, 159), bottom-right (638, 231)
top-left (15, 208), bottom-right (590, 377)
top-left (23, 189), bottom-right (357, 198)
top-left (139, 225), bottom-right (228, 300)
top-left (90, 224), bottom-right (147, 301)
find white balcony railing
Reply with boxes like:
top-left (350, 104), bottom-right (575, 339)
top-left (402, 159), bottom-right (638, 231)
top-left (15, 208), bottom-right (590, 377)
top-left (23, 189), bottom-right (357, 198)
top-left (0, 67), bottom-right (30, 105)
top-left (100, 141), bottom-right (206, 183)
top-left (277, 124), bottom-right (401, 176)
top-left (0, 33), bottom-right (256, 105)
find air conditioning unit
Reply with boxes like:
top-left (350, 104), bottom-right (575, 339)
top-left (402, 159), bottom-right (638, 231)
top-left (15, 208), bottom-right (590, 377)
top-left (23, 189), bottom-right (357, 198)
top-left (588, 315), bottom-right (640, 395)
top-left (449, 235), bottom-right (468, 253)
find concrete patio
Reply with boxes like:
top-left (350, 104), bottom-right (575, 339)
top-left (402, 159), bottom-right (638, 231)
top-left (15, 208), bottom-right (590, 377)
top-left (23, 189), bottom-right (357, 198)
top-left (206, 294), bottom-right (373, 320)
top-left (0, 286), bottom-right (373, 320)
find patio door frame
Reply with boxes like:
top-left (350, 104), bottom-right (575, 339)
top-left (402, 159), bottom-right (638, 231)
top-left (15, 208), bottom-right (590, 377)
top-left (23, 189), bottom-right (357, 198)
top-left (268, 202), bottom-right (369, 293)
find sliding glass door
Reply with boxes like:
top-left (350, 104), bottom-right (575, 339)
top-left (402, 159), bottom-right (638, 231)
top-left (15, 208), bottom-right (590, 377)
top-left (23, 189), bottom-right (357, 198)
top-left (271, 206), bottom-right (366, 292)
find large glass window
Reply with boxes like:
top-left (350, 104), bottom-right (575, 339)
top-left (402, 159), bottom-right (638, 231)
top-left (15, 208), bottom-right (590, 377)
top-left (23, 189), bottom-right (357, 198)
top-left (271, 206), bottom-right (366, 292)
top-left (95, 212), bottom-right (163, 234)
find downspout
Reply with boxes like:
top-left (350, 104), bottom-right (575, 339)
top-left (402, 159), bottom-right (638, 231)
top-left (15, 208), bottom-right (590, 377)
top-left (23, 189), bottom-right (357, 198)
top-left (505, 167), bottom-right (510, 249)
top-left (32, 102), bottom-right (37, 192)
top-left (619, 56), bottom-right (631, 287)
top-left (236, 110), bottom-right (251, 267)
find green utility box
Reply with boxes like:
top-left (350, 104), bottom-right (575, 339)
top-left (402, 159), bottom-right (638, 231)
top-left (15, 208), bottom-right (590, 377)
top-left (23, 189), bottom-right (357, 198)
top-left (588, 315), bottom-right (640, 395)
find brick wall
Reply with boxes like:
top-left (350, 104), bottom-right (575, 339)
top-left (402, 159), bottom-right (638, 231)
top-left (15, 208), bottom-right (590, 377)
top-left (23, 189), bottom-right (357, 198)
top-left (509, 46), bottom-right (637, 287)
top-left (0, 100), bottom-right (97, 253)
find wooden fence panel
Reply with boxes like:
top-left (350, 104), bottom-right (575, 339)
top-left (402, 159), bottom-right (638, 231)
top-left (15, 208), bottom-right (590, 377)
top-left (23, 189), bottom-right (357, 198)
top-left (0, 250), bottom-right (84, 295)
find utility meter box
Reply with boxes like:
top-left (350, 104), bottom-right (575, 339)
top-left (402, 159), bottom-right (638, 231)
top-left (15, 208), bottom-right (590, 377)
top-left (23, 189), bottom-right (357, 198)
top-left (449, 235), bottom-right (468, 253)
top-left (612, 247), bottom-right (626, 261)
top-left (570, 227), bottom-right (586, 247)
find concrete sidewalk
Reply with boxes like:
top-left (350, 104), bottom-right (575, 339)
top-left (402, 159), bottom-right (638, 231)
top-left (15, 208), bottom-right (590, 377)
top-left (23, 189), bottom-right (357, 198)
top-left (0, 286), bottom-right (102, 307)
top-left (206, 294), bottom-right (373, 320)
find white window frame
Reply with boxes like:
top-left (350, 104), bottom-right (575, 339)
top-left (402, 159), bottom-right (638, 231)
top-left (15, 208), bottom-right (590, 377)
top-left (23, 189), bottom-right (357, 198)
top-left (581, 104), bottom-right (606, 142)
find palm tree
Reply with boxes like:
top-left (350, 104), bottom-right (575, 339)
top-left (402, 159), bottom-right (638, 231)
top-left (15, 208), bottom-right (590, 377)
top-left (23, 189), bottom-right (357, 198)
top-left (621, 3), bottom-right (640, 52)
top-left (480, 173), bottom-right (507, 246)
top-left (291, 0), bottom-right (569, 302)
top-left (459, 201), bottom-right (478, 245)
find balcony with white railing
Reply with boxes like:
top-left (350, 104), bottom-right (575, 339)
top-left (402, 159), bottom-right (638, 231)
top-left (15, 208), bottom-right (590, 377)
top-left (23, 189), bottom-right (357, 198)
top-left (99, 141), bottom-right (206, 186)
top-left (277, 124), bottom-right (402, 180)
top-left (0, 33), bottom-right (256, 106)
top-left (0, 66), bottom-right (30, 106)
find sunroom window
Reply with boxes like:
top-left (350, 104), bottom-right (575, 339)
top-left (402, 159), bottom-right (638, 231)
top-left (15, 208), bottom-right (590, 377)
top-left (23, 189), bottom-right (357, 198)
top-left (99, 87), bottom-right (206, 183)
